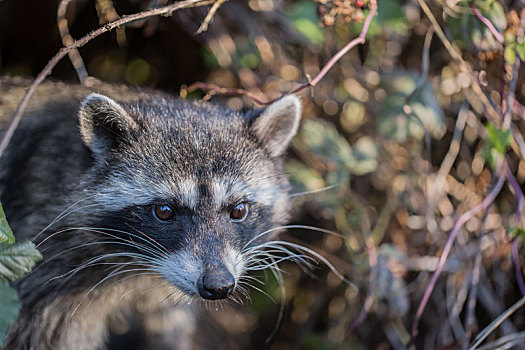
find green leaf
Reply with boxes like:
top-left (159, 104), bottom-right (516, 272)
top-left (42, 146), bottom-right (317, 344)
top-left (482, 146), bottom-right (501, 169)
top-left (0, 202), bottom-right (15, 244)
top-left (511, 227), bottom-right (525, 240)
top-left (516, 40), bottom-right (525, 61)
top-left (504, 44), bottom-right (516, 65)
top-left (0, 241), bottom-right (42, 282)
top-left (0, 280), bottom-right (19, 344)
top-left (486, 123), bottom-right (512, 154)
top-left (293, 119), bottom-right (379, 178)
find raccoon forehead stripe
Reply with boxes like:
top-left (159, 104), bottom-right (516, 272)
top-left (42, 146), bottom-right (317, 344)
top-left (93, 175), bottom-right (197, 210)
top-left (211, 178), bottom-right (255, 208)
top-left (175, 178), bottom-right (198, 209)
top-left (211, 177), bottom-right (280, 207)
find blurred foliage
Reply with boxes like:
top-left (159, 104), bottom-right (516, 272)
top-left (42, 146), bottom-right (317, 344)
top-left (1, 0), bottom-right (525, 349)
top-left (447, 0), bottom-right (506, 52)
top-left (288, 0), bottom-right (325, 45)
top-left (377, 71), bottom-right (446, 141)
top-left (0, 202), bottom-right (41, 344)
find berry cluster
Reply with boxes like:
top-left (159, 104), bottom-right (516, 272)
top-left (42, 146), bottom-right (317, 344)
top-left (315, 0), bottom-right (367, 27)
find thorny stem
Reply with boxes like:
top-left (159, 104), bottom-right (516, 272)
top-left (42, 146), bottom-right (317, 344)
top-left (470, 0), bottom-right (504, 44)
top-left (0, 0), bottom-right (214, 159)
top-left (409, 171), bottom-right (506, 345)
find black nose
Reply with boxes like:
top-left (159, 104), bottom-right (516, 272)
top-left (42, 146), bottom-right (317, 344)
top-left (197, 270), bottom-right (235, 300)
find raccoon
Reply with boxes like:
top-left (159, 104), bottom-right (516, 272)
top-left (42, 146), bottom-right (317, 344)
top-left (0, 77), bottom-right (302, 349)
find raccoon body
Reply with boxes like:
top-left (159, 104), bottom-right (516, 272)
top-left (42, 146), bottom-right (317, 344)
top-left (0, 77), bottom-right (301, 349)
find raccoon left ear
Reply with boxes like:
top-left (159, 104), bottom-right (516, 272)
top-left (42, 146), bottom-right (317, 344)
top-left (79, 93), bottom-right (138, 156)
top-left (251, 95), bottom-right (302, 157)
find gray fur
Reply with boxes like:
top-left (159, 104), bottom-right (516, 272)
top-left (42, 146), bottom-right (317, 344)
top-left (0, 77), bottom-right (301, 349)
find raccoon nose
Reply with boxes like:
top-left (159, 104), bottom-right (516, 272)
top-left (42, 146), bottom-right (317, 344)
top-left (197, 270), bottom-right (235, 300)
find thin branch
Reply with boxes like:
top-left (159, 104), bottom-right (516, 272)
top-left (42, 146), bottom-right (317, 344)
top-left (470, 295), bottom-right (525, 349)
top-left (504, 161), bottom-right (525, 296)
top-left (511, 240), bottom-right (525, 296)
top-left (428, 104), bottom-right (469, 232)
top-left (57, 0), bottom-right (88, 83)
top-left (475, 331), bottom-right (525, 350)
top-left (0, 0), bottom-right (213, 159)
top-left (184, 82), bottom-right (267, 105)
top-left (463, 234), bottom-right (484, 350)
top-left (290, 0), bottom-right (377, 94)
top-left (416, 0), bottom-right (500, 124)
top-left (188, 0), bottom-right (378, 105)
top-left (470, 0), bottom-right (504, 44)
top-left (95, 0), bottom-right (127, 46)
top-left (502, 56), bottom-right (520, 130)
top-left (196, 0), bottom-right (228, 34)
top-left (409, 171), bottom-right (506, 345)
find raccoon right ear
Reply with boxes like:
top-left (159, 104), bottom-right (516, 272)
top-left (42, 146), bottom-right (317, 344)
top-left (251, 95), bottom-right (302, 157)
top-left (79, 93), bottom-right (138, 155)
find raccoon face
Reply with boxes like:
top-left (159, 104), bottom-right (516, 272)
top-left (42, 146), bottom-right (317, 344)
top-left (77, 93), bottom-right (301, 300)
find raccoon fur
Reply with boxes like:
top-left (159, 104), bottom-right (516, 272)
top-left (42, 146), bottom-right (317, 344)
top-left (0, 77), bottom-right (302, 349)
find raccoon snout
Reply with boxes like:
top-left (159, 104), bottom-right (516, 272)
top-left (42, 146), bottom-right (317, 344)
top-left (197, 269), bottom-right (235, 300)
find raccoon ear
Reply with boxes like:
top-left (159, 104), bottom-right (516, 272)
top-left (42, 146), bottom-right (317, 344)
top-left (251, 95), bottom-right (302, 157)
top-left (79, 93), bottom-right (138, 155)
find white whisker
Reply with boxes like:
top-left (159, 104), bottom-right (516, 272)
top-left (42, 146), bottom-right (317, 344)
top-left (289, 183), bottom-right (341, 197)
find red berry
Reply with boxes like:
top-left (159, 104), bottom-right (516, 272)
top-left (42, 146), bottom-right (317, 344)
top-left (356, 0), bottom-right (363, 7)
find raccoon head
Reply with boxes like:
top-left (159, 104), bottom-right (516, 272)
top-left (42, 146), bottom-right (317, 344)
top-left (77, 92), bottom-right (301, 300)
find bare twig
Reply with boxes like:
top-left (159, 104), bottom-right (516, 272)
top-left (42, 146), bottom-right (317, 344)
top-left (57, 0), bottom-right (88, 83)
top-left (183, 82), bottom-right (267, 105)
top-left (95, 0), bottom-right (127, 46)
top-left (289, 0), bottom-right (377, 95)
top-left (505, 162), bottom-right (524, 226)
top-left (409, 171), bottom-right (506, 345)
top-left (463, 236), bottom-right (484, 349)
top-left (470, 0), bottom-right (504, 44)
top-left (428, 104), bottom-right (469, 232)
top-left (196, 0), bottom-right (228, 34)
top-left (511, 240), bottom-right (525, 296)
top-left (0, 0), bottom-right (213, 159)
top-left (470, 295), bottom-right (525, 349)
top-left (475, 331), bottom-right (525, 350)
top-left (188, 0), bottom-right (378, 105)
top-left (505, 157), bottom-right (525, 297)
top-left (416, 0), bottom-right (500, 124)
top-left (502, 57), bottom-right (520, 130)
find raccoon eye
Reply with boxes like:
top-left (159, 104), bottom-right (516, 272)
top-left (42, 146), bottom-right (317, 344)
top-left (153, 204), bottom-right (174, 221)
top-left (230, 203), bottom-right (249, 222)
